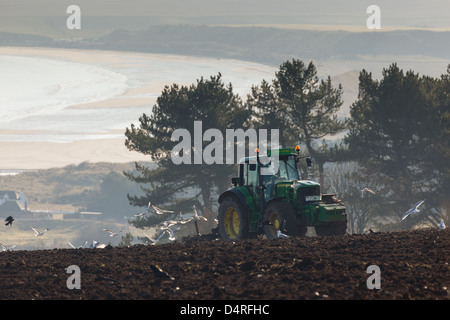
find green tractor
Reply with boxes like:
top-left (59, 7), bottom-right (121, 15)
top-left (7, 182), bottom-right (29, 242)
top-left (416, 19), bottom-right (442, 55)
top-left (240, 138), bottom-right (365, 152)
top-left (217, 146), bottom-right (347, 240)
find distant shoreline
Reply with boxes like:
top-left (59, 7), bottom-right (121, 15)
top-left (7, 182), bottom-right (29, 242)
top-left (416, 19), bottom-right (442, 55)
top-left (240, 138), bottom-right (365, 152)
top-left (0, 169), bottom-right (31, 176)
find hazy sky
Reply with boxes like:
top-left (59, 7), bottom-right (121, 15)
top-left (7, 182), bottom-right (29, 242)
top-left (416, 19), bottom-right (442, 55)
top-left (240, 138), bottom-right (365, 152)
top-left (1, 0), bottom-right (449, 27)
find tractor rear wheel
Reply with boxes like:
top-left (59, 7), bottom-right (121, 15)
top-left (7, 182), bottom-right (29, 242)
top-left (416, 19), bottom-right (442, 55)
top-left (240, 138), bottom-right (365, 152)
top-left (263, 201), bottom-right (306, 239)
top-left (218, 196), bottom-right (250, 241)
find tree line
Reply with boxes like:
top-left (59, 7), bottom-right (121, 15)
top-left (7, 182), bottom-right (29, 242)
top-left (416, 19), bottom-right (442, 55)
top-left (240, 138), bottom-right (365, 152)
top-left (124, 59), bottom-right (450, 233)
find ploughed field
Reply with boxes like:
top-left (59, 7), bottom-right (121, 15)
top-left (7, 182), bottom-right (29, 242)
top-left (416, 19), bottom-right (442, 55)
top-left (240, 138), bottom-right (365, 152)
top-left (0, 228), bottom-right (448, 300)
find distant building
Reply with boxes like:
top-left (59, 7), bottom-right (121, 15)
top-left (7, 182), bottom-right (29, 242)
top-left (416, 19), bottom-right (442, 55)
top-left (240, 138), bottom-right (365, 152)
top-left (0, 190), bottom-right (24, 214)
top-left (0, 190), bottom-right (105, 221)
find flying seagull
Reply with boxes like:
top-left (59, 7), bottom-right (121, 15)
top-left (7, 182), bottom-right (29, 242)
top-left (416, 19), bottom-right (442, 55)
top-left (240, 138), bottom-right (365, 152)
top-left (31, 227), bottom-right (49, 237)
top-left (151, 204), bottom-right (174, 215)
top-left (103, 229), bottom-right (122, 237)
top-left (144, 232), bottom-right (166, 245)
top-left (134, 211), bottom-right (148, 218)
top-left (67, 240), bottom-right (88, 249)
top-left (134, 202), bottom-right (152, 218)
top-left (159, 219), bottom-right (180, 229)
top-left (439, 219), bottom-right (446, 230)
top-left (400, 200), bottom-right (425, 221)
top-left (4, 216), bottom-right (14, 226)
top-left (0, 243), bottom-right (16, 252)
top-left (193, 205), bottom-right (207, 221)
top-left (161, 227), bottom-right (178, 241)
top-left (177, 212), bottom-right (194, 224)
top-left (361, 188), bottom-right (376, 197)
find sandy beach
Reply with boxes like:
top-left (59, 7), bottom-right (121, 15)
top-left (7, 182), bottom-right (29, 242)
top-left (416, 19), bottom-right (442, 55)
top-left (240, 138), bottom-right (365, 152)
top-left (0, 138), bottom-right (150, 170)
top-left (0, 46), bottom-right (277, 170)
top-left (0, 47), bottom-right (159, 170)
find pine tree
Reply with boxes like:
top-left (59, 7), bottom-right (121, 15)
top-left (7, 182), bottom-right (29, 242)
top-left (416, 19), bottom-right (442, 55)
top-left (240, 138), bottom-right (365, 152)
top-left (124, 74), bottom-right (251, 231)
top-left (345, 64), bottom-right (449, 227)
top-left (246, 59), bottom-right (346, 186)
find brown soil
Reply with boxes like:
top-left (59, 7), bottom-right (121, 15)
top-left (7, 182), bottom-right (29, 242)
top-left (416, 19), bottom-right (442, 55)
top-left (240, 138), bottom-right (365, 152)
top-left (0, 228), bottom-right (448, 301)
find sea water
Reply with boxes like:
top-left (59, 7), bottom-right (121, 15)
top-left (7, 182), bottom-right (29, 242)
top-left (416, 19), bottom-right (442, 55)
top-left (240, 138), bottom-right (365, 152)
top-left (0, 54), bottom-right (130, 142)
top-left (0, 52), bottom-right (276, 143)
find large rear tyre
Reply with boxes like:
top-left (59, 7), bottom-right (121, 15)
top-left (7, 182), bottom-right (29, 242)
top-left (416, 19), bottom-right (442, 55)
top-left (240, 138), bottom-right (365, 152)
top-left (263, 201), bottom-right (306, 239)
top-left (218, 196), bottom-right (250, 241)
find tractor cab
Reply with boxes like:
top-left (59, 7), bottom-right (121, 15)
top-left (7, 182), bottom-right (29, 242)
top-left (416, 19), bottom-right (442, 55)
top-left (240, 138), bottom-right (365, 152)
top-left (232, 147), bottom-right (313, 205)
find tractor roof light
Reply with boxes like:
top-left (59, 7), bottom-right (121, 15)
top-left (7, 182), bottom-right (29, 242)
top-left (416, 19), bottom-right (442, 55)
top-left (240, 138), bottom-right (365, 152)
top-left (295, 145), bottom-right (301, 151)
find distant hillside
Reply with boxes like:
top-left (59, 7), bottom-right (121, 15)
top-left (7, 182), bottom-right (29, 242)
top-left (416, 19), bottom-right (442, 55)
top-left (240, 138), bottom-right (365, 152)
top-left (2, 25), bottom-right (449, 67)
top-left (0, 162), bottom-right (151, 219)
top-left (97, 26), bottom-right (450, 64)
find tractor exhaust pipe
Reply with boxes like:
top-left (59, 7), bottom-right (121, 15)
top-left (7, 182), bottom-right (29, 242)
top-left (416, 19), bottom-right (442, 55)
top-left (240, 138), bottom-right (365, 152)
top-left (255, 147), bottom-right (265, 214)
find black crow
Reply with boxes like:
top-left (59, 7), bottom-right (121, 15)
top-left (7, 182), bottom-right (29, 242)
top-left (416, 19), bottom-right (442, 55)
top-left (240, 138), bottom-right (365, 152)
top-left (4, 216), bottom-right (14, 226)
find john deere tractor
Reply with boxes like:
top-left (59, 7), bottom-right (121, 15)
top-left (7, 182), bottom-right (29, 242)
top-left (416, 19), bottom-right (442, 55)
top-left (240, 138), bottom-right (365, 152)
top-left (217, 146), bottom-right (347, 240)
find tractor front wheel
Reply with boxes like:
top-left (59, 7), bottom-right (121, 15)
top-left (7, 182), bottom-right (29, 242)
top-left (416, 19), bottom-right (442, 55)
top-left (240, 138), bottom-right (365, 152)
top-left (218, 196), bottom-right (250, 241)
top-left (263, 201), bottom-right (306, 239)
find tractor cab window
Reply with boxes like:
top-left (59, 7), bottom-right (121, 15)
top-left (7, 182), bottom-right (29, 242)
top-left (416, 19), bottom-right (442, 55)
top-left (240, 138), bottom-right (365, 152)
top-left (278, 161), bottom-right (288, 179)
top-left (261, 155), bottom-right (299, 182)
top-left (285, 156), bottom-right (299, 180)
